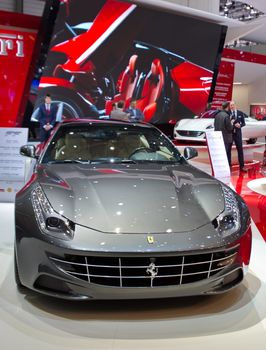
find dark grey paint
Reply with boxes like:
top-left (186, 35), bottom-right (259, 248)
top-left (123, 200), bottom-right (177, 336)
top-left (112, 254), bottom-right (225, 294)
top-left (15, 120), bottom-right (251, 300)
top-left (40, 163), bottom-right (224, 234)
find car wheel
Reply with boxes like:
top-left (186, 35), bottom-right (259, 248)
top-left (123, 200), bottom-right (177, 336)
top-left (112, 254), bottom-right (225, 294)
top-left (246, 138), bottom-right (257, 144)
top-left (14, 249), bottom-right (27, 292)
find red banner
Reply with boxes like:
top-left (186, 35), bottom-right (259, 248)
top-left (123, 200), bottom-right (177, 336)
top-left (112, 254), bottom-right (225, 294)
top-left (212, 60), bottom-right (235, 109)
top-left (0, 28), bottom-right (37, 127)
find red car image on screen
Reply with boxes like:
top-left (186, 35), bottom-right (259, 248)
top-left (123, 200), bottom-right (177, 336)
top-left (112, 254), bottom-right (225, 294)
top-left (105, 42), bottom-right (213, 124)
top-left (35, 0), bottom-right (213, 125)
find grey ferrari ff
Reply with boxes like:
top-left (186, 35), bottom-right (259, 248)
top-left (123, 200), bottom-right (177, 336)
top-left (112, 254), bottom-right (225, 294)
top-left (15, 119), bottom-right (251, 300)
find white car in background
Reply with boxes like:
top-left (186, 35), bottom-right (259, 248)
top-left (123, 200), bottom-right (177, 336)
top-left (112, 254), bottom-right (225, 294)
top-left (173, 110), bottom-right (266, 144)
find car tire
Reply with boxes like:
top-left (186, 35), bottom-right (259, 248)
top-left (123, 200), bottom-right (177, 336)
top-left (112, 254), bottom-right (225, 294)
top-left (246, 138), bottom-right (257, 144)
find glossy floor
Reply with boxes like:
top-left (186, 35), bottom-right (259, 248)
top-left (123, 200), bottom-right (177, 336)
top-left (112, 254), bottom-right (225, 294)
top-left (0, 184), bottom-right (266, 349)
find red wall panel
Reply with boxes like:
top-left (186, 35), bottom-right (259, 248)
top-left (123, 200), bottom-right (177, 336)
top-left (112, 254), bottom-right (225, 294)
top-left (0, 28), bottom-right (37, 126)
top-left (0, 11), bottom-right (41, 127)
top-left (212, 60), bottom-right (235, 109)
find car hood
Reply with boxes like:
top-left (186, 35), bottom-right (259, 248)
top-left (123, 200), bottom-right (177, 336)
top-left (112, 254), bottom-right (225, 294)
top-left (177, 118), bottom-right (213, 131)
top-left (37, 163), bottom-right (225, 234)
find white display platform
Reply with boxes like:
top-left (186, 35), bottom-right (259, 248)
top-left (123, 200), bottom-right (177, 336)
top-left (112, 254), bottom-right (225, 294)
top-left (0, 202), bottom-right (265, 350)
top-left (247, 178), bottom-right (266, 195)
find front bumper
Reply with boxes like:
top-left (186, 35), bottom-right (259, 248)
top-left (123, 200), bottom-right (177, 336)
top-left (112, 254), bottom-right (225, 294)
top-left (15, 230), bottom-right (245, 300)
top-left (173, 130), bottom-right (206, 142)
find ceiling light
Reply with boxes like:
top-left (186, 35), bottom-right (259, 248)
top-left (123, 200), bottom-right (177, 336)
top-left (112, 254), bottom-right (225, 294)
top-left (219, 0), bottom-right (264, 22)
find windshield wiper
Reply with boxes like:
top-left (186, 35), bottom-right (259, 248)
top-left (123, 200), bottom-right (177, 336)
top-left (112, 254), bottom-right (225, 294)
top-left (90, 158), bottom-right (137, 164)
top-left (112, 159), bottom-right (137, 164)
top-left (47, 160), bottom-right (90, 164)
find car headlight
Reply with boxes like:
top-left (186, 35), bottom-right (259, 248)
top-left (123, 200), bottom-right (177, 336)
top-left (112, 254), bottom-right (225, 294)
top-left (213, 186), bottom-right (240, 237)
top-left (31, 184), bottom-right (75, 240)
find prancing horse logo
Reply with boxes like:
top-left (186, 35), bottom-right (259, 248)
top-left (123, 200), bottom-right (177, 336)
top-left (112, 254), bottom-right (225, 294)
top-left (147, 235), bottom-right (154, 244)
top-left (146, 262), bottom-right (158, 278)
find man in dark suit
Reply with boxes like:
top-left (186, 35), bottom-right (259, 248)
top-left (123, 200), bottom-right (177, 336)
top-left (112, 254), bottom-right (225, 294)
top-left (214, 101), bottom-right (234, 167)
top-left (230, 101), bottom-right (247, 172)
top-left (37, 94), bottom-right (57, 142)
top-left (125, 100), bottom-right (144, 122)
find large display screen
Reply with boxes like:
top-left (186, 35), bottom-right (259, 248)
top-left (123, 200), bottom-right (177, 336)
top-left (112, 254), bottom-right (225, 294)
top-left (35, 0), bottom-right (226, 126)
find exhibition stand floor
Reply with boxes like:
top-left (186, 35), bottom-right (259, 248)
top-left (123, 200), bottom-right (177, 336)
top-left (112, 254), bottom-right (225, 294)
top-left (231, 165), bottom-right (266, 241)
top-left (0, 164), bottom-right (266, 349)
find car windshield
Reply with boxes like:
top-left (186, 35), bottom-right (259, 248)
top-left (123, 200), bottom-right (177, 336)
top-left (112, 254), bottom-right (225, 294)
top-left (41, 123), bottom-right (182, 164)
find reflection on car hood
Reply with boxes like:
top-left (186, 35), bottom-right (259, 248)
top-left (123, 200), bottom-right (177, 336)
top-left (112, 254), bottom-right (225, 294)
top-left (38, 163), bottom-right (224, 234)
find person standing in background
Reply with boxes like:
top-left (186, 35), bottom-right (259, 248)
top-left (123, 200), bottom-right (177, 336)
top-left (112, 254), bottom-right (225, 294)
top-left (110, 100), bottom-right (130, 120)
top-left (125, 100), bottom-right (144, 121)
top-left (37, 94), bottom-right (57, 142)
top-left (214, 101), bottom-right (234, 167)
top-left (230, 101), bottom-right (247, 172)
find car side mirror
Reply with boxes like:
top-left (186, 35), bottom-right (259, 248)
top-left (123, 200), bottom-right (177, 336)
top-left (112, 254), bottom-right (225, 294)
top-left (20, 145), bottom-right (37, 159)
top-left (183, 147), bottom-right (198, 160)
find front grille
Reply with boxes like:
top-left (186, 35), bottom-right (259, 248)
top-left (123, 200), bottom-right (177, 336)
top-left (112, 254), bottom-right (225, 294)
top-left (49, 246), bottom-right (239, 288)
top-left (177, 131), bottom-right (204, 137)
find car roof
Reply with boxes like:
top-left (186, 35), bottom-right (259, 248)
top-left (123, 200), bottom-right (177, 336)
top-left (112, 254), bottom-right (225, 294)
top-left (60, 118), bottom-right (151, 128)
